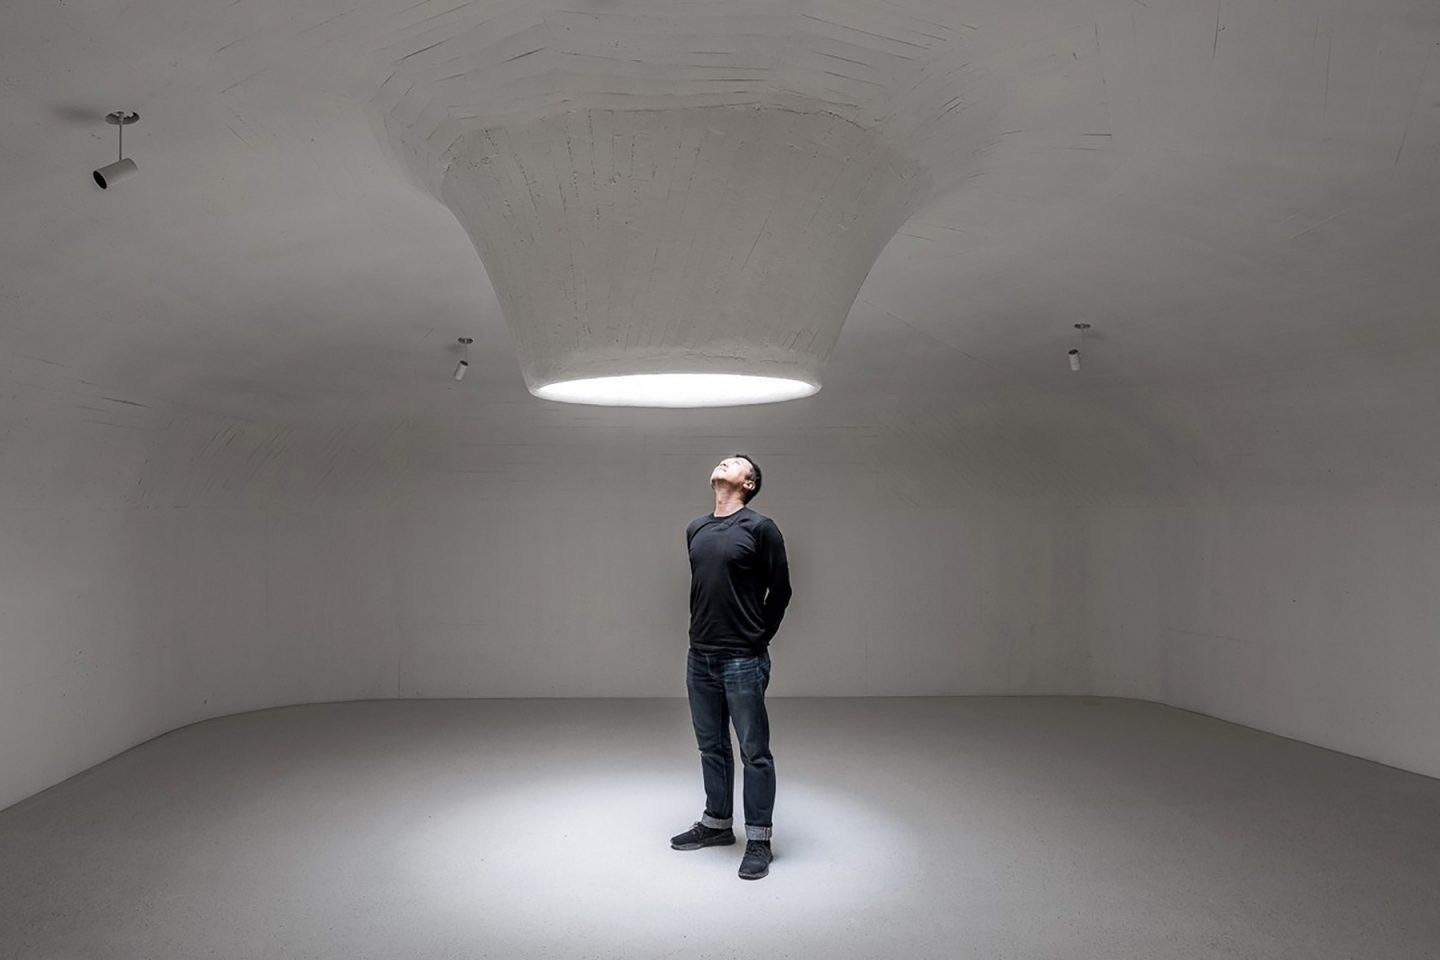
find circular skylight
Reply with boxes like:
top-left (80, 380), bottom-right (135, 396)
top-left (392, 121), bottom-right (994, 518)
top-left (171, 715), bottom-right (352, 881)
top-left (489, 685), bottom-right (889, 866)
top-left (533, 373), bottom-right (819, 408)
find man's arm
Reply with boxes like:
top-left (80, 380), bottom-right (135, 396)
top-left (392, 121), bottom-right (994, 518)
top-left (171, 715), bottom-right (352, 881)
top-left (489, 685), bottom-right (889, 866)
top-left (758, 521), bottom-right (792, 644)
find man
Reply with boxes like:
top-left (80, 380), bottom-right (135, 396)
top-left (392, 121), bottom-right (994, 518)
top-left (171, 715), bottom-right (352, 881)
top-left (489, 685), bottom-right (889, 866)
top-left (671, 454), bottom-right (793, 880)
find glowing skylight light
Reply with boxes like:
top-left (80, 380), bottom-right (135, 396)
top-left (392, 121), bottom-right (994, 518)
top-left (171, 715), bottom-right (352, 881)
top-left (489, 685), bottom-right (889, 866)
top-left (532, 373), bottom-right (819, 408)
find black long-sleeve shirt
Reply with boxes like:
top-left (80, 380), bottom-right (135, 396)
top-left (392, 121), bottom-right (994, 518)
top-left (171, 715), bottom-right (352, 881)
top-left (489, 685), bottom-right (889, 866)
top-left (686, 506), bottom-right (792, 655)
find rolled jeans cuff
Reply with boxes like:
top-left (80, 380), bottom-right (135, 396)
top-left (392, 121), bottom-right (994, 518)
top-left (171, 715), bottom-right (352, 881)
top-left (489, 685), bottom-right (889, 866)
top-left (700, 813), bottom-right (733, 830)
top-left (745, 824), bottom-right (772, 841)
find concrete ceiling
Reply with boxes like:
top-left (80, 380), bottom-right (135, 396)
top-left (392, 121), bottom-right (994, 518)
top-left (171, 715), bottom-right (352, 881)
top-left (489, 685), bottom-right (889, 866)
top-left (2, 0), bottom-right (1439, 503)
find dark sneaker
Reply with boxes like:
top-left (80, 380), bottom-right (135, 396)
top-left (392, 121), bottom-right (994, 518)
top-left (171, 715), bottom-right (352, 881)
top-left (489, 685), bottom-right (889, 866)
top-left (670, 821), bottom-right (736, 850)
top-left (738, 840), bottom-right (772, 880)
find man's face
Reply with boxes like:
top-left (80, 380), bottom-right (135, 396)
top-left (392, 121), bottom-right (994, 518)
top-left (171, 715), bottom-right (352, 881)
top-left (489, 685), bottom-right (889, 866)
top-left (711, 457), bottom-right (754, 495)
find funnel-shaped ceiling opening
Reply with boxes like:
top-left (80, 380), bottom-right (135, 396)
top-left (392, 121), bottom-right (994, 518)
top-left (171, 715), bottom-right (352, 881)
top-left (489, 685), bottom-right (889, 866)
top-left (370, 8), bottom-right (1001, 405)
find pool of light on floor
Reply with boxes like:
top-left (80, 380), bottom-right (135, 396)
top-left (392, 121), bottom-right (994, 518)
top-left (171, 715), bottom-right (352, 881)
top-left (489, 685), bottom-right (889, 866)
top-left (532, 373), bottom-right (819, 407)
top-left (404, 771), bottom-right (917, 941)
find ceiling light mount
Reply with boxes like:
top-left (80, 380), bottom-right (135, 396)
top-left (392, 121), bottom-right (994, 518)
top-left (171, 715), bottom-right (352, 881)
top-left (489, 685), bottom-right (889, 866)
top-left (453, 337), bottom-right (474, 381)
top-left (1069, 323), bottom-right (1092, 372)
top-left (94, 111), bottom-right (140, 189)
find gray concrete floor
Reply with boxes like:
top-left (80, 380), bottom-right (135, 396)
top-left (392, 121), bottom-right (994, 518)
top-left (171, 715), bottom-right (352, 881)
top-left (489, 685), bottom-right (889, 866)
top-left (2, 697), bottom-right (1438, 959)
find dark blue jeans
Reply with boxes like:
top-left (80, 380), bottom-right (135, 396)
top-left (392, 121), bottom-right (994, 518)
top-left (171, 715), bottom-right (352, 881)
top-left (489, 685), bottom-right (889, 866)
top-left (686, 648), bottom-right (774, 841)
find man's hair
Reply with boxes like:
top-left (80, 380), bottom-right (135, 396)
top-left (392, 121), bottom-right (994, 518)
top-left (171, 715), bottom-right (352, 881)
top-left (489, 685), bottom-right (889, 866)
top-left (732, 453), bottom-right (762, 503)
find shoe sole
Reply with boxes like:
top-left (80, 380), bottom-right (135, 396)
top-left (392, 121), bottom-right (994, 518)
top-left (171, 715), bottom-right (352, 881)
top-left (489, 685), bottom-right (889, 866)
top-left (670, 835), bottom-right (737, 850)
top-left (738, 865), bottom-right (769, 880)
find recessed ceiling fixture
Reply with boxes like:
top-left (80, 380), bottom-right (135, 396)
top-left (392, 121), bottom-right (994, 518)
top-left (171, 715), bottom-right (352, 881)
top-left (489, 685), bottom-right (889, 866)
top-left (533, 373), bottom-right (818, 408)
top-left (93, 111), bottom-right (139, 189)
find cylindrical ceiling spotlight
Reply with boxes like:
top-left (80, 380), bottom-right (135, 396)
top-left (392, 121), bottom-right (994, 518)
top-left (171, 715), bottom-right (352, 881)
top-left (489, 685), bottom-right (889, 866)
top-left (1069, 322), bottom-right (1091, 372)
top-left (94, 111), bottom-right (139, 189)
top-left (453, 337), bottom-right (473, 380)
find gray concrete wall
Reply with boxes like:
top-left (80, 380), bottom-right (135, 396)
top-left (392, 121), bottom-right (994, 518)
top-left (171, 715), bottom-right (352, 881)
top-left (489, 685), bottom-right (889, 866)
top-left (0, 497), bottom-right (400, 812)
top-left (1085, 504), bottom-right (1440, 779)
top-left (5, 333), bottom-right (1440, 809)
top-left (0, 391), bottom-right (1099, 810)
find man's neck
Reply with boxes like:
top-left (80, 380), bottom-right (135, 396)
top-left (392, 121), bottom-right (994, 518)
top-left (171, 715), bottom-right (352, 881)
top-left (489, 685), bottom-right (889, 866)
top-left (712, 497), bottom-right (746, 518)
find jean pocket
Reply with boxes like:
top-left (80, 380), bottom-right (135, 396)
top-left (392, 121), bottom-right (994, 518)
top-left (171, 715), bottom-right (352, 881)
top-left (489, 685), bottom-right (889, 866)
top-left (723, 655), bottom-right (765, 685)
